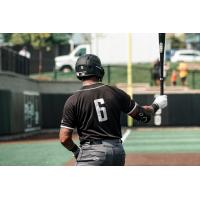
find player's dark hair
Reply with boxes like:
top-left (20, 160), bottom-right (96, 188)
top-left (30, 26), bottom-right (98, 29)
top-left (78, 75), bottom-right (98, 81)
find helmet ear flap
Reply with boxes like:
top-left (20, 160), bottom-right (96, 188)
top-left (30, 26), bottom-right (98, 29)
top-left (99, 67), bottom-right (104, 81)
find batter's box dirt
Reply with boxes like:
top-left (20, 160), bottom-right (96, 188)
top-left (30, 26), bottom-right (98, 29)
top-left (65, 153), bottom-right (200, 166)
top-left (125, 153), bottom-right (200, 166)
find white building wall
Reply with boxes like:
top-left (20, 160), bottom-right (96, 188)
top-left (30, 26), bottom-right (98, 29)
top-left (91, 33), bottom-right (159, 64)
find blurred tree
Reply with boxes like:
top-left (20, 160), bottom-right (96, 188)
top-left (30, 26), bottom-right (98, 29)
top-left (169, 34), bottom-right (186, 49)
top-left (3, 33), bottom-right (12, 43)
top-left (10, 33), bottom-right (31, 45)
top-left (29, 33), bottom-right (51, 74)
top-left (50, 33), bottom-right (72, 56)
top-left (0, 33), bottom-right (4, 44)
top-left (6, 33), bottom-right (72, 73)
top-left (0, 33), bottom-right (13, 45)
top-left (8, 33), bottom-right (51, 73)
top-left (51, 33), bottom-right (71, 45)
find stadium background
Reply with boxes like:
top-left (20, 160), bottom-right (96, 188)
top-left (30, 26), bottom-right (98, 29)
top-left (0, 33), bottom-right (200, 165)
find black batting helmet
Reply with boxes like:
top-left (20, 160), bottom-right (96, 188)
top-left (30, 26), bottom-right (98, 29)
top-left (75, 54), bottom-right (104, 81)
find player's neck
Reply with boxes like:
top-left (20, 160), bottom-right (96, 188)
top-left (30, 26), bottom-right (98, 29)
top-left (82, 78), bottom-right (100, 86)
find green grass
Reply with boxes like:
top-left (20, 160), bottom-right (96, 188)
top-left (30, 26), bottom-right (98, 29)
top-left (123, 129), bottom-right (200, 153)
top-left (30, 63), bottom-right (153, 85)
top-left (1, 128), bottom-right (200, 166)
top-left (0, 140), bottom-right (73, 166)
top-left (30, 62), bottom-right (200, 89)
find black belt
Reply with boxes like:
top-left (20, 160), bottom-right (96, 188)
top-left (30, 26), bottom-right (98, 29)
top-left (80, 139), bottom-right (122, 145)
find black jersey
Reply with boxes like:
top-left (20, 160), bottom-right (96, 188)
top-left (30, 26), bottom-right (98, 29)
top-left (61, 83), bottom-right (136, 142)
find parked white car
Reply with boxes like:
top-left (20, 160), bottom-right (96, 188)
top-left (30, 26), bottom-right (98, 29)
top-left (55, 45), bottom-right (90, 71)
top-left (171, 49), bottom-right (200, 62)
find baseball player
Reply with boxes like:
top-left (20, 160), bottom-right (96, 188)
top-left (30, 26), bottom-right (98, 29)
top-left (59, 54), bottom-right (167, 166)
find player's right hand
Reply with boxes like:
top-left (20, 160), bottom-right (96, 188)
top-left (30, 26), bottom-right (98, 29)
top-left (153, 95), bottom-right (168, 109)
top-left (73, 147), bottom-right (80, 160)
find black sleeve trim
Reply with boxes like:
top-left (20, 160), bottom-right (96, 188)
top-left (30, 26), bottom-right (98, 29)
top-left (127, 102), bottom-right (138, 115)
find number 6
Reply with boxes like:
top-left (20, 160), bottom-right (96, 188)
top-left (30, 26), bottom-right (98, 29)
top-left (94, 98), bottom-right (108, 122)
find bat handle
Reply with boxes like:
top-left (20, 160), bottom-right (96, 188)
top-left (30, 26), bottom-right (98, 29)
top-left (160, 77), bottom-right (164, 95)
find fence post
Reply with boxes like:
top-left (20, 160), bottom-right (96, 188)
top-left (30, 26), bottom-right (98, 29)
top-left (53, 68), bottom-right (57, 80)
top-left (0, 47), bottom-right (2, 71)
top-left (27, 58), bottom-right (30, 75)
top-left (149, 68), bottom-right (153, 86)
top-left (107, 65), bottom-right (111, 84)
top-left (192, 71), bottom-right (195, 89)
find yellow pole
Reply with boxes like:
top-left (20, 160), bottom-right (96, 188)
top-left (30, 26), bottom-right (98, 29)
top-left (127, 33), bottom-right (133, 127)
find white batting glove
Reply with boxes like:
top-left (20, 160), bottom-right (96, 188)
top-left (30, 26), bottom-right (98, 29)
top-left (152, 95), bottom-right (168, 109)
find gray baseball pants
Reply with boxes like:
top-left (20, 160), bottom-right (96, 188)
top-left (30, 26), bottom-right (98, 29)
top-left (76, 139), bottom-right (125, 166)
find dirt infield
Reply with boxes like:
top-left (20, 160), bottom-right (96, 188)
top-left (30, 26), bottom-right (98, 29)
top-left (125, 153), bottom-right (200, 166)
top-left (65, 153), bottom-right (200, 166)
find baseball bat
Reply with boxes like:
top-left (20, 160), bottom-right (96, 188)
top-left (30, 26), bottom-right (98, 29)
top-left (159, 33), bottom-right (166, 95)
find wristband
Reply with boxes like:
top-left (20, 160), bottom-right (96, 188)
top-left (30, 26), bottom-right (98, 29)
top-left (70, 144), bottom-right (79, 153)
top-left (70, 144), bottom-right (80, 159)
top-left (152, 103), bottom-right (159, 113)
top-left (134, 106), bottom-right (151, 123)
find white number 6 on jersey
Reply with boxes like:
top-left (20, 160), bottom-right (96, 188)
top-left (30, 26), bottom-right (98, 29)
top-left (94, 98), bottom-right (108, 122)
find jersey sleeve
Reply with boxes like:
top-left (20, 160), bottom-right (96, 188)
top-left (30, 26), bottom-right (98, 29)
top-left (114, 87), bottom-right (137, 114)
top-left (60, 96), bottom-right (76, 129)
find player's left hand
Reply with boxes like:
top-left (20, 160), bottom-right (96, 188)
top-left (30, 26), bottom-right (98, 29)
top-left (153, 95), bottom-right (168, 109)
